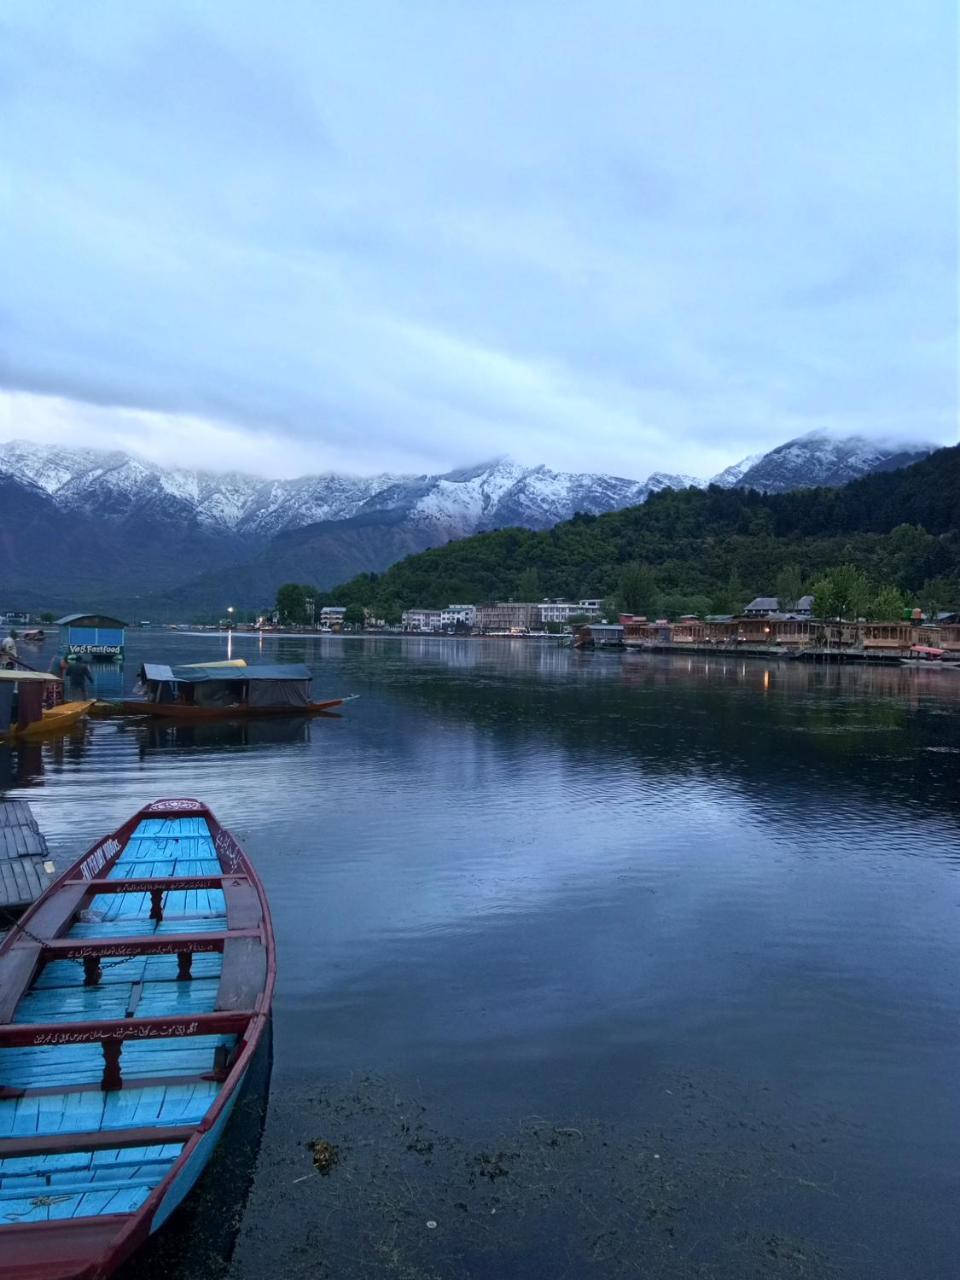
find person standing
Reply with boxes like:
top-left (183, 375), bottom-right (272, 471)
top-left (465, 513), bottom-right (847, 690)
top-left (1, 629), bottom-right (18, 669)
top-left (64, 656), bottom-right (94, 702)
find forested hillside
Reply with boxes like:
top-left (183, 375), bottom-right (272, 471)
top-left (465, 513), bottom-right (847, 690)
top-left (304, 446), bottom-right (960, 618)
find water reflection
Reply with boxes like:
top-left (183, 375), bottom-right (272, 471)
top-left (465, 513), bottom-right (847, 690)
top-left (1, 633), bottom-right (958, 1279)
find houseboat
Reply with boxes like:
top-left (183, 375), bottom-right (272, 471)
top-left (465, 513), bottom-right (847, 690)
top-left (124, 663), bottom-right (350, 719)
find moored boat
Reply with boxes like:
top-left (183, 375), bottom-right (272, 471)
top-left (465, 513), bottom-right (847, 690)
top-left (0, 798), bottom-right (275, 1279)
top-left (120, 662), bottom-right (351, 719)
top-left (14, 701), bottom-right (97, 741)
top-left (0, 672), bottom-right (96, 741)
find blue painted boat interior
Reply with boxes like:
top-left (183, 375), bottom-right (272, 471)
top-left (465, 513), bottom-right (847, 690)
top-left (0, 817), bottom-right (237, 1225)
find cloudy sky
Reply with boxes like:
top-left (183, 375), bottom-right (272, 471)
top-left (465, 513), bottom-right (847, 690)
top-left (0, 1), bottom-right (956, 480)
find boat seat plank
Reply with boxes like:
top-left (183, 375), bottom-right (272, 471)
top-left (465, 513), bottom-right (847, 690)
top-left (0, 946), bottom-right (41, 1024)
top-left (222, 880), bottom-right (261, 931)
top-left (216, 938), bottom-right (267, 1012)
top-left (20, 883), bottom-right (88, 941)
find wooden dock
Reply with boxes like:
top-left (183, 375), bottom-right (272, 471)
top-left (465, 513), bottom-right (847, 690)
top-left (0, 799), bottom-right (55, 915)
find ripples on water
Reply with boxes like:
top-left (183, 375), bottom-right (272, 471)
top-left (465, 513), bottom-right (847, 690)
top-left (2, 633), bottom-right (959, 1279)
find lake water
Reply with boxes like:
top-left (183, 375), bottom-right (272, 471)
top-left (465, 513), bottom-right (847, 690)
top-left (2, 632), bottom-right (959, 1279)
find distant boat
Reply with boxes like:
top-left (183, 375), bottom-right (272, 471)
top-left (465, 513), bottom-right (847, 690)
top-left (120, 662), bottom-right (352, 719)
top-left (900, 645), bottom-right (959, 668)
top-left (0, 797), bottom-right (275, 1280)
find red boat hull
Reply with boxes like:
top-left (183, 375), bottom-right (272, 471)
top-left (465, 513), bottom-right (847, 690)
top-left (0, 799), bottom-right (276, 1280)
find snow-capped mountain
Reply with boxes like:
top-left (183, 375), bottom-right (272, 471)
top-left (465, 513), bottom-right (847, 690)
top-left (0, 440), bottom-right (406, 535)
top-left (0, 433), bottom-right (939, 615)
top-left (709, 452), bottom-right (764, 488)
top-left (1, 433), bottom-right (932, 537)
top-left (0, 441), bottom-right (694, 539)
top-left (711, 431), bottom-right (936, 494)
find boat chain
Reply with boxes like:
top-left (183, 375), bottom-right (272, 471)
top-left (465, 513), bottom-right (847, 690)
top-left (0, 891), bottom-right (171, 974)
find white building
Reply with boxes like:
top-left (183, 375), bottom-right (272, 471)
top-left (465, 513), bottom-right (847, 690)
top-left (537, 599), bottom-right (603, 624)
top-left (320, 606), bottom-right (346, 623)
top-left (402, 608), bottom-right (443, 632)
top-left (440, 604), bottom-right (477, 627)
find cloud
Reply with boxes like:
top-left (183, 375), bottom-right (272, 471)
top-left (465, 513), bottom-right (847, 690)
top-left (0, 1), bottom-right (955, 478)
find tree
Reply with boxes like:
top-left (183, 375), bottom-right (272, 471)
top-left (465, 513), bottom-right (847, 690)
top-left (516, 567), bottom-right (541, 601)
top-left (775, 564), bottom-right (804, 611)
top-left (867, 586), bottom-right (905, 621)
top-left (712, 566), bottom-right (744, 615)
top-left (917, 576), bottom-right (959, 622)
top-left (617, 562), bottom-right (658, 616)
top-left (276, 583), bottom-right (307, 625)
top-left (39, 611), bottom-right (54, 623)
top-left (343, 603), bottom-right (366, 628)
top-left (812, 565), bottom-right (871, 619)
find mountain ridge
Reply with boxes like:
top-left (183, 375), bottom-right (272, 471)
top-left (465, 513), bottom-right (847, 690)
top-left (0, 432), bottom-right (942, 616)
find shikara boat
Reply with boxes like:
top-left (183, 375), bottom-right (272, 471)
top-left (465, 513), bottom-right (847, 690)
top-left (14, 701), bottom-right (97, 741)
top-left (120, 662), bottom-right (351, 720)
top-left (0, 672), bottom-right (95, 742)
top-left (0, 798), bottom-right (275, 1280)
top-left (0, 672), bottom-right (97, 742)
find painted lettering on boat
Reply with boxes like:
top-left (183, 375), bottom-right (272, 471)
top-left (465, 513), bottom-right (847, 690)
top-left (32, 1020), bottom-right (201, 1046)
top-left (102, 877), bottom-right (219, 893)
top-left (61, 939), bottom-right (222, 958)
top-left (80, 838), bottom-right (121, 879)
top-left (215, 829), bottom-right (244, 873)
top-left (148, 798), bottom-right (203, 812)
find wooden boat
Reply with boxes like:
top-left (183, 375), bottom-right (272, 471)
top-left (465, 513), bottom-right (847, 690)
top-left (0, 672), bottom-right (69, 742)
top-left (123, 697), bottom-right (349, 720)
top-left (13, 701), bottom-right (96, 741)
top-left (900, 645), bottom-right (960, 668)
top-left (0, 798), bottom-right (275, 1280)
top-left (119, 662), bottom-right (351, 720)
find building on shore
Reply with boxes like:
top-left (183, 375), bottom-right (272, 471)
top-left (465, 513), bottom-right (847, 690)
top-left (537, 599), bottom-right (603, 624)
top-left (475, 602), bottom-right (542, 632)
top-left (622, 612), bottom-right (960, 654)
top-left (440, 604), bottom-right (477, 628)
top-left (319, 605), bottom-right (347, 631)
top-left (402, 608), bottom-right (444, 632)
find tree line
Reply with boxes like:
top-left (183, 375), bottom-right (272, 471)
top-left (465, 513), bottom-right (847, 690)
top-left (272, 446), bottom-right (960, 624)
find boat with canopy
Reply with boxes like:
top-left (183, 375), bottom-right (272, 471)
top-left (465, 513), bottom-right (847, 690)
top-left (121, 663), bottom-right (350, 718)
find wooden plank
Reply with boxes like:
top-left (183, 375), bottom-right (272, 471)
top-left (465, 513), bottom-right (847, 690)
top-left (216, 938), bottom-right (267, 1012)
top-left (23, 882), bottom-right (89, 939)
top-left (222, 878), bottom-right (262, 930)
top-left (0, 1009), bottom-right (251, 1047)
top-left (0, 945), bottom-right (42, 1023)
top-left (0, 802), bottom-right (49, 866)
top-left (0, 1071), bottom-right (225, 1102)
top-left (0, 1124), bottom-right (197, 1159)
top-left (8, 859), bottom-right (30, 902)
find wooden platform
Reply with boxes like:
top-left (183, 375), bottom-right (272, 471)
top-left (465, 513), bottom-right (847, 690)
top-left (0, 801), bottom-right (55, 916)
